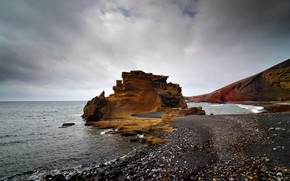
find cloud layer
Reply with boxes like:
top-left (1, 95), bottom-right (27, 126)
top-left (0, 0), bottom-right (290, 101)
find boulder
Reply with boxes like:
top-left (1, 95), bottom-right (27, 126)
top-left (82, 91), bottom-right (108, 121)
top-left (82, 71), bottom-right (187, 121)
top-left (59, 123), bottom-right (75, 128)
top-left (45, 174), bottom-right (66, 181)
top-left (182, 107), bottom-right (206, 115)
top-left (264, 104), bottom-right (290, 113)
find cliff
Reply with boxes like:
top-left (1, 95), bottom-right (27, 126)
top-left (187, 59), bottom-right (290, 103)
top-left (82, 71), bottom-right (187, 121)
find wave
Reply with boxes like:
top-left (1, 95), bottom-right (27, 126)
top-left (100, 129), bottom-right (113, 135)
top-left (0, 140), bottom-right (27, 147)
top-left (188, 102), bottom-right (266, 115)
top-left (237, 104), bottom-right (265, 113)
top-left (208, 104), bottom-right (223, 107)
top-left (0, 134), bottom-right (18, 139)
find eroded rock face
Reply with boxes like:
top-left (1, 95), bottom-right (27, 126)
top-left (82, 71), bottom-right (187, 121)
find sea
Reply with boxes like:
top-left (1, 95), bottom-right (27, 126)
top-left (0, 101), bottom-right (266, 180)
top-left (0, 101), bottom-right (143, 180)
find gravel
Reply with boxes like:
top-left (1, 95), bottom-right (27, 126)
top-left (46, 112), bottom-right (290, 181)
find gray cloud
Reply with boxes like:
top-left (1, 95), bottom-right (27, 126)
top-left (182, 0), bottom-right (290, 90)
top-left (0, 0), bottom-right (290, 100)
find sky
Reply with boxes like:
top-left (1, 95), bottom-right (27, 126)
top-left (0, 0), bottom-right (290, 101)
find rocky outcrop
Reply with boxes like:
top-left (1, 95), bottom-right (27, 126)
top-left (187, 59), bottom-right (290, 103)
top-left (59, 123), bottom-right (75, 128)
top-left (82, 91), bottom-right (108, 121)
top-left (264, 104), bottom-right (290, 113)
top-left (82, 71), bottom-right (187, 121)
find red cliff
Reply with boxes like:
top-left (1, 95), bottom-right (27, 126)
top-left (187, 59), bottom-right (290, 103)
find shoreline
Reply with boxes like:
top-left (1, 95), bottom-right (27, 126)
top-left (45, 112), bottom-right (290, 180)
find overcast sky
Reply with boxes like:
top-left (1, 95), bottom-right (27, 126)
top-left (0, 0), bottom-right (290, 101)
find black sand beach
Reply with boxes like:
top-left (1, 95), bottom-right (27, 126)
top-left (48, 112), bottom-right (290, 180)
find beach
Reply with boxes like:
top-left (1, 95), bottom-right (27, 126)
top-left (56, 112), bottom-right (290, 180)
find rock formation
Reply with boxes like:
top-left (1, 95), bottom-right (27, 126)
top-left (59, 123), bottom-right (75, 128)
top-left (82, 91), bottom-right (108, 121)
top-left (82, 71), bottom-right (187, 121)
top-left (187, 59), bottom-right (290, 103)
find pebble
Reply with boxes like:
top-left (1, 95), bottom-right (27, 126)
top-left (45, 113), bottom-right (290, 181)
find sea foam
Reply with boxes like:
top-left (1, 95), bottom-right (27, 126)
top-left (237, 104), bottom-right (265, 113)
top-left (100, 129), bottom-right (113, 135)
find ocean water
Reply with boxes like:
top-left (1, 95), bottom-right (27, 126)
top-left (187, 102), bottom-right (265, 115)
top-left (0, 101), bottom-right (143, 180)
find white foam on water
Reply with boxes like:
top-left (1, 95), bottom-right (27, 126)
top-left (137, 134), bottom-right (144, 138)
top-left (208, 104), bottom-right (223, 107)
top-left (237, 104), bottom-right (265, 113)
top-left (188, 102), bottom-right (266, 115)
top-left (100, 129), bottom-right (113, 135)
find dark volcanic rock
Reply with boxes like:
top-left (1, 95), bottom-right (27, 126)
top-left (182, 107), bottom-right (206, 115)
top-left (59, 123), bottom-right (75, 128)
top-left (45, 174), bottom-right (66, 181)
top-left (264, 104), bottom-right (290, 113)
top-left (82, 91), bottom-right (109, 121)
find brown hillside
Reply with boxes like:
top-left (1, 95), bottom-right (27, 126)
top-left (187, 59), bottom-right (290, 103)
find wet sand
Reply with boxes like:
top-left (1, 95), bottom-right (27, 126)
top-left (47, 112), bottom-right (290, 180)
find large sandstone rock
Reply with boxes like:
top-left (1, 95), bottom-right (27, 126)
top-left (187, 59), bottom-right (290, 103)
top-left (82, 71), bottom-right (187, 121)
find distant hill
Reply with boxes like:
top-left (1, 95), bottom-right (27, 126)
top-left (187, 59), bottom-right (290, 103)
